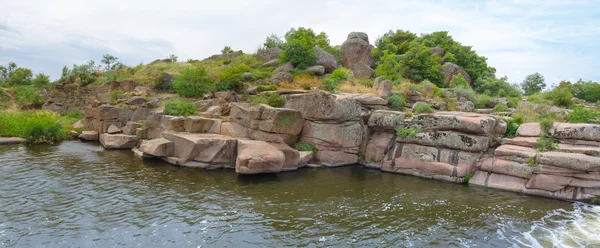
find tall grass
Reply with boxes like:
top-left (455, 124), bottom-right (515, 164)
top-left (0, 110), bottom-right (72, 144)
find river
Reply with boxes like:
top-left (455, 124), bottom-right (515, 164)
top-left (0, 141), bottom-right (598, 247)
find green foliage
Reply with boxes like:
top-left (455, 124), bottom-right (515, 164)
top-left (250, 93), bottom-right (286, 108)
top-left (475, 94), bottom-right (491, 108)
top-left (521, 73), bottom-right (546, 96)
top-left (527, 93), bottom-right (546, 104)
top-left (453, 87), bottom-right (478, 103)
top-left (13, 86), bottom-right (44, 107)
top-left (31, 73), bottom-right (50, 87)
top-left (395, 127), bottom-right (418, 137)
top-left (5, 67), bottom-right (33, 86)
top-left (386, 94), bottom-right (406, 111)
top-left (256, 84), bottom-right (278, 93)
top-left (0, 111), bottom-right (70, 144)
top-left (101, 54), bottom-right (119, 71)
top-left (168, 54), bottom-right (178, 62)
top-left (569, 79), bottom-right (600, 103)
top-left (413, 102), bottom-right (434, 114)
top-left (173, 66), bottom-right (214, 98)
top-left (493, 102), bottom-right (509, 112)
top-left (464, 172), bottom-right (474, 183)
top-left (449, 74), bottom-right (470, 89)
top-left (330, 68), bottom-right (350, 81)
top-left (420, 31), bottom-right (492, 83)
top-left (62, 110), bottom-right (83, 120)
top-left (505, 115), bottom-right (523, 138)
top-left (110, 89), bottom-right (122, 102)
top-left (294, 142), bottom-right (318, 152)
top-left (536, 118), bottom-right (557, 152)
top-left (279, 27), bottom-right (320, 70)
top-left (373, 29), bottom-right (418, 60)
top-left (153, 73), bottom-right (171, 91)
top-left (568, 107), bottom-right (599, 124)
top-left (217, 63), bottom-right (250, 92)
top-left (264, 34), bottom-right (284, 48)
top-left (546, 86), bottom-right (573, 107)
top-left (474, 74), bottom-right (521, 97)
top-left (59, 61), bottom-right (99, 86)
top-left (163, 99), bottom-right (197, 116)
top-left (507, 97), bottom-right (520, 108)
top-left (221, 46), bottom-right (233, 54)
top-left (374, 52), bottom-right (404, 82)
top-left (399, 42), bottom-right (443, 85)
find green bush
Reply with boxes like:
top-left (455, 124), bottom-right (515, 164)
top-left (13, 86), bottom-right (44, 107)
top-left (521, 73), bottom-right (546, 96)
top-left (474, 74), bottom-right (521, 97)
top-left (386, 94), bottom-right (406, 111)
top-left (571, 80), bottom-right (600, 103)
top-left (218, 63), bottom-right (251, 92)
top-left (546, 87), bottom-right (573, 107)
top-left (110, 89), bottom-right (122, 102)
top-left (568, 107), bottom-right (599, 124)
top-left (221, 46), bottom-right (233, 54)
top-left (536, 118), bottom-right (557, 152)
top-left (250, 93), bottom-right (286, 108)
top-left (256, 84), bottom-right (278, 93)
top-left (507, 97), bottom-right (520, 108)
top-left (163, 99), bottom-right (197, 116)
top-left (329, 68), bottom-right (350, 82)
top-left (153, 73), bottom-right (172, 91)
top-left (294, 142), bottom-right (317, 152)
top-left (493, 102), bottom-right (509, 112)
top-left (527, 93), bottom-right (546, 104)
top-left (475, 94), bottom-right (492, 108)
top-left (374, 52), bottom-right (404, 82)
top-left (173, 66), bottom-right (214, 98)
top-left (504, 115), bottom-right (523, 138)
top-left (395, 127), bottom-right (418, 137)
top-left (453, 87), bottom-right (478, 103)
top-left (413, 102), bottom-right (434, 114)
top-left (449, 74), bottom-right (470, 89)
top-left (0, 111), bottom-right (70, 144)
top-left (280, 29), bottom-right (317, 70)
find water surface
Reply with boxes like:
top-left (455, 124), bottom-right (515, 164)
top-left (0, 141), bottom-right (599, 247)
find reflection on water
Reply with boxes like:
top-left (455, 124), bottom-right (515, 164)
top-left (0, 141), bottom-right (598, 247)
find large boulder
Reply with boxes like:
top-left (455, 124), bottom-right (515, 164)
top-left (442, 62), bottom-right (472, 86)
top-left (257, 47), bottom-right (281, 61)
top-left (126, 96), bottom-right (147, 105)
top-left (99, 134), bottom-right (139, 149)
top-left (261, 59), bottom-right (279, 68)
top-left (312, 150), bottom-right (358, 167)
top-left (284, 91), bottom-right (362, 122)
top-left (340, 32), bottom-right (374, 70)
top-left (236, 140), bottom-right (285, 174)
top-left (273, 62), bottom-right (294, 73)
top-left (78, 131), bottom-right (99, 141)
top-left (139, 138), bottom-right (174, 157)
top-left (184, 116), bottom-right (222, 134)
top-left (269, 72), bottom-right (293, 85)
top-left (353, 61), bottom-right (374, 79)
top-left (368, 110), bottom-right (406, 131)
top-left (161, 132), bottom-right (238, 165)
top-left (229, 103), bottom-right (304, 136)
top-left (553, 123), bottom-right (600, 142)
top-left (396, 131), bottom-right (490, 152)
top-left (302, 65), bottom-right (325, 76)
top-left (375, 79), bottom-right (392, 98)
top-left (315, 48), bottom-right (338, 73)
top-left (456, 101), bottom-right (475, 112)
top-left (396, 113), bottom-right (500, 135)
top-left (270, 142), bottom-right (301, 171)
top-left (301, 121), bottom-right (364, 151)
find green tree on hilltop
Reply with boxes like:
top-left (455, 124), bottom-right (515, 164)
top-left (521, 72), bottom-right (546, 95)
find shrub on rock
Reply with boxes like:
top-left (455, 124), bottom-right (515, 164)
top-left (164, 99), bottom-right (197, 117)
top-left (386, 94), bottom-right (406, 111)
top-left (413, 103), bottom-right (434, 114)
top-left (173, 66), bottom-right (214, 98)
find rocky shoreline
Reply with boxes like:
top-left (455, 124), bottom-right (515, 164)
top-left (37, 89), bottom-right (596, 205)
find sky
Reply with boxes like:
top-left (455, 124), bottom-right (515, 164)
top-left (1, 0), bottom-right (599, 86)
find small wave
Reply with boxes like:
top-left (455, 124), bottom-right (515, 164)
top-left (512, 203), bottom-right (600, 248)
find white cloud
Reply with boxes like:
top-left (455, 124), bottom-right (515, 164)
top-left (0, 0), bottom-right (598, 84)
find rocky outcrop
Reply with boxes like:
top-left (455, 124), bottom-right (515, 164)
top-left (257, 47), bottom-right (281, 61)
top-left (99, 134), bottom-right (139, 149)
top-left (340, 32), bottom-right (374, 74)
top-left (303, 65), bottom-right (325, 76)
top-left (229, 103), bottom-right (303, 145)
top-left (270, 72), bottom-right (293, 85)
top-left (353, 61), bottom-right (374, 79)
top-left (442, 62), bottom-right (472, 86)
top-left (362, 112), bottom-right (506, 183)
top-left (315, 48), bottom-right (338, 73)
top-left (471, 122), bottom-right (600, 203)
top-left (284, 92), bottom-right (364, 166)
top-left (236, 140), bottom-right (285, 174)
top-left (0, 137), bottom-right (26, 145)
top-left (78, 131), bottom-right (99, 141)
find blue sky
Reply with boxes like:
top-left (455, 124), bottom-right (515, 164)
top-left (1, 0), bottom-right (599, 86)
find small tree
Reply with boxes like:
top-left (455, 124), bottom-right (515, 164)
top-left (264, 34), bottom-right (284, 48)
top-left (101, 54), bottom-right (119, 71)
top-left (521, 72), bottom-right (546, 95)
top-left (168, 54), bottom-right (178, 62)
top-left (221, 46), bottom-right (233, 54)
top-left (31, 73), bottom-right (50, 87)
top-left (6, 67), bottom-right (33, 86)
